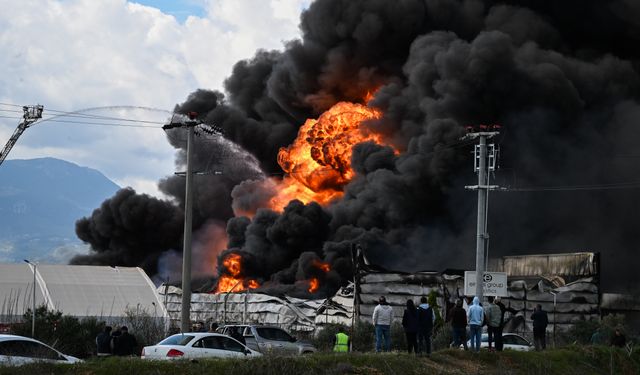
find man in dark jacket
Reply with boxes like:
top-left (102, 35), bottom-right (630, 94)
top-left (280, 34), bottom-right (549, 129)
top-left (229, 327), bottom-right (246, 346)
top-left (447, 299), bottom-right (468, 350)
top-left (95, 326), bottom-right (112, 356)
top-left (402, 299), bottom-right (419, 354)
top-left (417, 296), bottom-right (435, 356)
top-left (610, 328), bottom-right (626, 348)
top-left (531, 304), bottom-right (548, 351)
top-left (112, 326), bottom-right (138, 356)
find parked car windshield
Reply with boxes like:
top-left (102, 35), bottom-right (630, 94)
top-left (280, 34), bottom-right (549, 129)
top-left (158, 334), bottom-right (194, 346)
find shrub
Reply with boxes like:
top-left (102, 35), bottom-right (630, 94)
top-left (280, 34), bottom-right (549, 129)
top-left (561, 313), bottom-right (628, 346)
top-left (432, 324), bottom-right (453, 351)
top-left (13, 305), bottom-right (104, 358)
top-left (121, 305), bottom-right (166, 348)
top-left (312, 323), bottom-right (348, 351)
top-left (350, 321), bottom-right (374, 352)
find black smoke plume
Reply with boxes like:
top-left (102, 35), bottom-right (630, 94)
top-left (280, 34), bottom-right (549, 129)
top-left (74, 0), bottom-right (640, 295)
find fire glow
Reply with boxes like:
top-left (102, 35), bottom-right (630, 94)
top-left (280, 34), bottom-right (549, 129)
top-left (306, 260), bottom-right (331, 294)
top-left (308, 278), bottom-right (320, 293)
top-left (218, 98), bottom-right (386, 294)
top-left (215, 253), bottom-right (259, 293)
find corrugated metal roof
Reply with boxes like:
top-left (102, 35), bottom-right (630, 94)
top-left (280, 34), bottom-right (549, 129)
top-left (496, 252), bottom-right (597, 277)
top-left (0, 264), bottom-right (167, 321)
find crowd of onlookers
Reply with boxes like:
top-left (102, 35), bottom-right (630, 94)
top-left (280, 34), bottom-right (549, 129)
top-left (95, 325), bottom-right (138, 357)
top-left (368, 294), bottom-right (631, 354)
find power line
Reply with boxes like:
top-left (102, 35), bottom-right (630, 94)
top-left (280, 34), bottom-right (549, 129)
top-left (38, 118), bottom-right (161, 128)
top-left (502, 181), bottom-right (640, 192)
top-left (0, 103), bottom-right (168, 129)
top-left (0, 102), bottom-right (170, 124)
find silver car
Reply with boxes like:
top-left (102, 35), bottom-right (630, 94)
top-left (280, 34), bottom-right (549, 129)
top-left (219, 325), bottom-right (316, 355)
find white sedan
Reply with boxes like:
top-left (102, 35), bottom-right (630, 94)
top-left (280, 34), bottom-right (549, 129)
top-left (0, 334), bottom-right (81, 366)
top-left (142, 332), bottom-right (262, 360)
top-left (467, 333), bottom-right (533, 351)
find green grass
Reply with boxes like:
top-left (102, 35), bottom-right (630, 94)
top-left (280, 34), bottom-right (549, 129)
top-left (1, 346), bottom-right (638, 375)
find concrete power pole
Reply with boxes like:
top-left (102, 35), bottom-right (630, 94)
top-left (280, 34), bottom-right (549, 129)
top-left (463, 125), bottom-right (500, 302)
top-left (180, 120), bottom-right (195, 333)
top-left (163, 113), bottom-right (198, 333)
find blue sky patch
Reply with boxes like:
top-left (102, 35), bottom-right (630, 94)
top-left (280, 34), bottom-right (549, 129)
top-left (131, 0), bottom-right (206, 22)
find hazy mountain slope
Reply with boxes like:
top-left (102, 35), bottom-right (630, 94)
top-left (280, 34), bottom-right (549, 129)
top-left (0, 158), bottom-right (119, 262)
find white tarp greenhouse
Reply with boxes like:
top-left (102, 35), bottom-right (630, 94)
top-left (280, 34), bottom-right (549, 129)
top-left (0, 264), bottom-right (168, 324)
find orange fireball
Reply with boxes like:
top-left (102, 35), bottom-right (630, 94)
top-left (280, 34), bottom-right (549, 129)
top-left (268, 102), bottom-right (383, 212)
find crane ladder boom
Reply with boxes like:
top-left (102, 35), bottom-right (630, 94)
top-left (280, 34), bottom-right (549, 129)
top-left (0, 105), bottom-right (44, 167)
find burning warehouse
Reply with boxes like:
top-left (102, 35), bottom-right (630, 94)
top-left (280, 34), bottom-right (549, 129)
top-left (156, 250), bottom-right (640, 336)
top-left (72, 0), bottom-right (640, 326)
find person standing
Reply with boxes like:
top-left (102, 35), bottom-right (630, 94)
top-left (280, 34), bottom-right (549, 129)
top-left (333, 327), bottom-right (350, 352)
top-left (531, 304), bottom-right (548, 351)
top-left (372, 296), bottom-right (393, 352)
top-left (485, 297), bottom-right (502, 351)
top-left (610, 328), bottom-right (626, 348)
top-left (467, 296), bottom-right (484, 353)
top-left (590, 328), bottom-right (603, 345)
top-left (417, 296), bottom-right (435, 356)
top-left (112, 326), bottom-right (138, 356)
top-left (96, 326), bottom-right (112, 356)
top-left (402, 299), bottom-right (419, 354)
top-left (229, 327), bottom-right (246, 346)
top-left (494, 297), bottom-right (517, 351)
top-left (448, 299), bottom-right (468, 350)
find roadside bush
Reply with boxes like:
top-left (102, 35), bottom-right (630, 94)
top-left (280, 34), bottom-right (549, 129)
top-left (432, 324), bottom-right (453, 351)
top-left (13, 305), bottom-right (104, 358)
top-left (350, 321), bottom-right (374, 352)
top-left (561, 314), bottom-right (626, 346)
top-left (312, 323), bottom-right (347, 351)
top-left (122, 305), bottom-right (166, 348)
top-left (390, 322), bottom-right (407, 351)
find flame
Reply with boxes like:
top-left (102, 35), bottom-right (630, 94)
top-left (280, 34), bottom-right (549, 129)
top-left (268, 102), bottom-right (383, 211)
top-left (308, 277), bottom-right (320, 293)
top-left (364, 90), bottom-right (375, 103)
top-left (223, 253), bottom-right (242, 277)
top-left (314, 260), bottom-right (330, 272)
top-left (215, 253), bottom-right (261, 293)
top-left (247, 279), bottom-right (259, 289)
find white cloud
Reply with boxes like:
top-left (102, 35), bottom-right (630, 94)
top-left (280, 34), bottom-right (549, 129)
top-left (0, 0), bottom-right (309, 197)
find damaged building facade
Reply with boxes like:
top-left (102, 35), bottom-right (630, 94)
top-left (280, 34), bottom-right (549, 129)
top-left (163, 252), bottom-right (638, 338)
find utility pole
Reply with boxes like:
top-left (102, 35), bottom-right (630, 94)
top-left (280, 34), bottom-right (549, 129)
top-left (163, 113), bottom-right (197, 333)
top-left (462, 125), bottom-right (500, 302)
top-left (162, 113), bottom-right (223, 333)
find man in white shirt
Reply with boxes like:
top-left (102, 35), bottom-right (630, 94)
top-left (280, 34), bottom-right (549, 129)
top-left (372, 296), bottom-right (394, 352)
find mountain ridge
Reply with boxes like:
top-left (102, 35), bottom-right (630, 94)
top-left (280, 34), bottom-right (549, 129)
top-left (0, 157), bottom-right (120, 263)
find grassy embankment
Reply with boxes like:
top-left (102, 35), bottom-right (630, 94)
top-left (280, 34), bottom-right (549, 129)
top-left (1, 346), bottom-right (638, 375)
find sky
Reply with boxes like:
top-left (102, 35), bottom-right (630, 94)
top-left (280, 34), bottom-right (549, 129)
top-left (0, 0), bottom-right (311, 197)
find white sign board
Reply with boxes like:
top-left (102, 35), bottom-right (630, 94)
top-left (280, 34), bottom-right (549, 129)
top-left (464, 271), bottom-right (508, 297)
